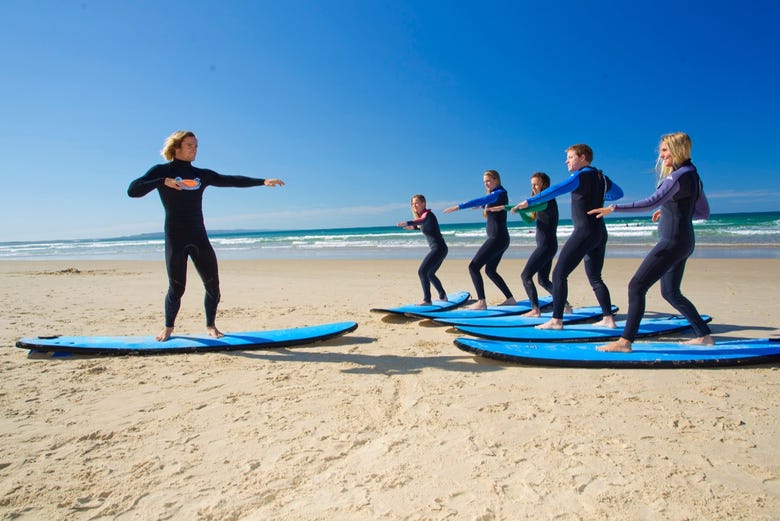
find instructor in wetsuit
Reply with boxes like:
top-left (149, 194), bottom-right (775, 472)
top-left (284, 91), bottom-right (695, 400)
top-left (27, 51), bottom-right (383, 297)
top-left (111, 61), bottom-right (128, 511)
top-left (589, 132), bottom-right (713, 352)
top-left (128, 131), bottom-right (284, 341)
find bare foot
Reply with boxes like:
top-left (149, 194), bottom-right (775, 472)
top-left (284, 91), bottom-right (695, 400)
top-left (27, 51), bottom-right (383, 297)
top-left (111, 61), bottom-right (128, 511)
top-left (207, 326), bottom-right (224, 339)
top-left (597, 338), bottom-right (632, 352)
top-left (535, 318), bottom-right (563, 330)
top-left (593, 315), bottom-right (617, 328)
top-left (156, 327), bottom-right (174, 342)
top-left (681, 334), bottom-right (715, 346)
top-left (467, 299), bottom-right (487, 310)
top-left (563, 303), bottom-right (573, 314)
top-left (419, 300), bottom-right (432, 306)
top-left (522, 308), bottom-right (541, 318)
top-left (498, 297), bottom-right (516, 306)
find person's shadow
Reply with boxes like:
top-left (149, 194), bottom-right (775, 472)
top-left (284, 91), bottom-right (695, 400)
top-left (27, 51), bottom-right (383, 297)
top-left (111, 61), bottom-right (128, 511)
top-left (228, 335), bottom-right (505, 375)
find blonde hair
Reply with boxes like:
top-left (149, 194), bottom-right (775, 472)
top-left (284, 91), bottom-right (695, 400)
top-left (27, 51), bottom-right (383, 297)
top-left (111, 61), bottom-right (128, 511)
top-left (410, 194), bottom-right (426, 219)
top-left (483, 170), bottom-right (501, 194)
top-left (161, 130), bottom-right (196, 161)
top-left (656, 132), bottom-right (692, 179)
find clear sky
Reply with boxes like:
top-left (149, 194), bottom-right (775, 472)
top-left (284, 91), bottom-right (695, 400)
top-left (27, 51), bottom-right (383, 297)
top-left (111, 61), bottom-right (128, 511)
top-left (1, 0), bottom-right (778, 242)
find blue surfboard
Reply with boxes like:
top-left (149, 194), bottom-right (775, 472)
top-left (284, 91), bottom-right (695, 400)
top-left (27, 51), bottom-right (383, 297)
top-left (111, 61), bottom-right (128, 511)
top-left (370, 291), bottom-right (470, 315)
top-left (432, 305), bottom-right (616, 327)
top-left (454, 337), bottom-right (780, 368)
top-left (405, 296), bottom-right (553, 319)
top-left (455, 315), bottom-right (711, 342)
top-left (16, 321), bottom-right (358, 356)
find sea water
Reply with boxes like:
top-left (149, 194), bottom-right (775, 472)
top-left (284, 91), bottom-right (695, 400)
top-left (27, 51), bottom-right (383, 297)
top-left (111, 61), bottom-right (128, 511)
top-left (1, 212), bottom-right (778, 261)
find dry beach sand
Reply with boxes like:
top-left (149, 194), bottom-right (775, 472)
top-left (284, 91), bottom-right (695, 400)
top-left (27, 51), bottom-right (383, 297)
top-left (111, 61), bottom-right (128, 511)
top-left (1, 258), bottom-right (779, 520)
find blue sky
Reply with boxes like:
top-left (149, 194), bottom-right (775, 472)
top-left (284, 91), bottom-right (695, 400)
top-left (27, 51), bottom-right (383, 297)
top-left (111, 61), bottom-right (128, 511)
top-left (1, 0), bottom-right (778, 242)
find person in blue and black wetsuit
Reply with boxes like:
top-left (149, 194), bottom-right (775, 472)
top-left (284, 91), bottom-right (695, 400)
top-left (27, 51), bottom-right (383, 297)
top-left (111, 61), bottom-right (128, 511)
top-left (589, 132), bottom-right (713, 352)
top-left (512, 144), bottom-right (623, 329)
top-left (517, 172), bottom-right (571, 317)
top-left (444, 170), bottom-right (516, 310)
top-left (397, 194), bottom-right (449, 305)
top-left (128, 130), bottom-right (284, 341)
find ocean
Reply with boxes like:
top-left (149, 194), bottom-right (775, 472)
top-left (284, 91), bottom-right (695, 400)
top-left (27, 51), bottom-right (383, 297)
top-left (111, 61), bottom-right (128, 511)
top-left (1, 212), bottom-right (778, 261)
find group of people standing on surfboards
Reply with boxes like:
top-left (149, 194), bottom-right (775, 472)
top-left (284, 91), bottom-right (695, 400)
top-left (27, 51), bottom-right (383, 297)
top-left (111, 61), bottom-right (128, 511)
top-left (128, 129), bottom-right (713, 353)
top-left (395, 133), bottom-right (713, 353)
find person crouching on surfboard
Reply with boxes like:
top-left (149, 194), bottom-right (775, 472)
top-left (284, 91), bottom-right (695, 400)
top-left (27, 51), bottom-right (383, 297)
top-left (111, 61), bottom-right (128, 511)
top-left (127, 130), bottom-right (284, 341)
top-left (397, 194), bottom-right (449, 305)
top-left (588, 132), bottom-right (713, 352)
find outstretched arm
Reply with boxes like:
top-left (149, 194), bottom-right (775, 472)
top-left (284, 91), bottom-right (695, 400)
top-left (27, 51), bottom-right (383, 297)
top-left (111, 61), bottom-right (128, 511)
top-left (589, 177), bottom-right (680, 218)
top-left (205, 169), bottom-right (285, 188)
top-left (449, 189), bottom-right (505, 212)
top-left (525, 174), bottom-right (580, 207)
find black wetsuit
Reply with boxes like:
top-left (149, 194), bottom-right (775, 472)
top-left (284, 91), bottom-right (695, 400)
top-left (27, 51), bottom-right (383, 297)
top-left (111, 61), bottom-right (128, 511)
top-left (613, 161), bottom-right (711, 341)
top-left (521, 198), bottom-right (558, 308)
top-left (128, 159), bottom-right (266, 328)
top-left (406, 210), bottom-right (448, 302)
top-left (458, 187), bottom-right (513, 301)
top-left (526, 167), bottom-right (622, 319)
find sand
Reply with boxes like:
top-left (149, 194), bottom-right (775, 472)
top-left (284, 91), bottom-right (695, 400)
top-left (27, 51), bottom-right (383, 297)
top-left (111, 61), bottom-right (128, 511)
top-left (1, 258), bottom-right (779, 520)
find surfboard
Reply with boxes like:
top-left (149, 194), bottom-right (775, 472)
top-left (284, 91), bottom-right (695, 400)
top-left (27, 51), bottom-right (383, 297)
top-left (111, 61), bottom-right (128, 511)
top-left (370, 291), bottom-right (470, 315)
top-left (454, 337), bottom-right (780, 368)
top-left (404, 296), bottom-right (553, 319)
top-left (455, 315), bottom-right (712, 342)
top-left (431, 305), bottom-right (616, 327)
top-left (15, 321), bottom-right (358, 356)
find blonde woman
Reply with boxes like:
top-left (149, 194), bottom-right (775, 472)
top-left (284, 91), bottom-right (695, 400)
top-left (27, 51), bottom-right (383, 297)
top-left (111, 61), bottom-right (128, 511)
top-left (397, 194), bottom-right (448, 305)
top-left (444, 170), bottom-right (515, 310)
top-left (589, 132), bottom-right (712, 352)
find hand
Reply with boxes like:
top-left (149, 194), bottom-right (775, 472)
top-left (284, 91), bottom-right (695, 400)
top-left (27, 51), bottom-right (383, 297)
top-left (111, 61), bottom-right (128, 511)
top-left (164, 178), bottom-right (183, 190)
top-left (443, 206), bottom-right (459, 214)
top-left (515, 201), bottom-right (529, 211)
top-left (486, 206), bottom-right (505, 213)
top-left (587, 206), bottom-right (614, 219)
top-left (264, 178), bottom-right (285, 187)
top-left (652, 209), bottom-right (662, 222)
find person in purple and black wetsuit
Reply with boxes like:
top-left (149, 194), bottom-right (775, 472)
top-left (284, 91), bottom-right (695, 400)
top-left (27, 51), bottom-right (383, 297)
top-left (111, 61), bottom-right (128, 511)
top-left (397, 194), bottom-right (449, 305)
top-left (128, 130), bottom-right (284, 341)
top-left (589, 132), bottom-right (713, 352)
top-left (512, 144), bottom-right (623, 330)
top-left (444, 170), bottom-right (516, 310)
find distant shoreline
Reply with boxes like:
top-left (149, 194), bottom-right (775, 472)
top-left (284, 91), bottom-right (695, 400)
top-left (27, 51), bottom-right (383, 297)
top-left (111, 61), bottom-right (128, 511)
top-left (1, 244), bottom-right (778, 262)
top-left (1, 211), bottom-right (777, 260)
